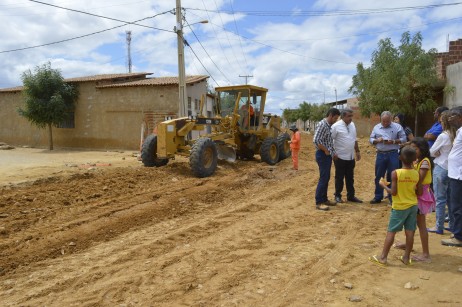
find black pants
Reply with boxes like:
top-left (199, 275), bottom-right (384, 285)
top-left (334, 158), bottom-right (356, 199)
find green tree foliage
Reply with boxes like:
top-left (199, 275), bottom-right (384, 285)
top-left (18, 62), bottom-right (78, 150)
top-left (282, 102), bottom-right (330, 129)
top-left (349, 32), bottom-right (439, 130)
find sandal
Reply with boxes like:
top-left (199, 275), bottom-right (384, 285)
top-left (369, 255), bottom-right (387, 267)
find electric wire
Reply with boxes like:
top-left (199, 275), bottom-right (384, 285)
top-left (185, 19), bottom-right (232, 84)
top-left (201, 0), bottom-right (233, 67)
top-left (27, 0), bottom-right (172, 32)
top-left (213, 0), bottom-right (245, 76)
top-left (0, 10), bottom-right (173, 54)
top-left (228, 0), bottom-right (249, 73)
top-left (182, 34), bottom-right (220, 86)
top-left (185, 2), bottom-right (462, 17)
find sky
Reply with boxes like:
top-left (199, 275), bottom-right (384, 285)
top-left (1, 0), bottom-right (462, 115)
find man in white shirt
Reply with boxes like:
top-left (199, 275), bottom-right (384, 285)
top-left (331, 109), bottom-right (362, 203)
top-left (443, 106), bottom-right (462, 247)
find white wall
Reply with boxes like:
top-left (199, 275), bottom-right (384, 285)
top-left (445, 62), bottom-right (462, 108)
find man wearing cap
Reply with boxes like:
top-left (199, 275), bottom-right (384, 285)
top-left (289, 125), bottom-right (301, 170)
top-left (331, 109), bottom-right (363, 204)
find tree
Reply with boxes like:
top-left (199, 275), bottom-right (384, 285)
top-left (18, 63), bottom-right (78, 150)
top-left (349, 32), bottom-right (439, 133)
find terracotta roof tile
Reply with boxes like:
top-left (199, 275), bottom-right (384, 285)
top-left (96, 75), bottom-right (209, 88)
top-left (65, 72), bottom-right (152, 82)
top-left (0, 86), bottom-right (22, 93)
top-left (0, 74), bottom-right (208, 92)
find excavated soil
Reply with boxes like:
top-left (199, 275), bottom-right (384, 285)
top-left (0, 134), bottom-right (461, 306)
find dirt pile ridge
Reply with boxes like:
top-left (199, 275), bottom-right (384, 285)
top-left (0, 134), bottom-right (461, 306)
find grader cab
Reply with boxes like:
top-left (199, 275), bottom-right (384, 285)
top-left (141, 84), bottom-right (291, 178)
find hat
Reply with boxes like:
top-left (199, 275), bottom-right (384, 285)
top-left (289, 125), bottom-right (298, 131)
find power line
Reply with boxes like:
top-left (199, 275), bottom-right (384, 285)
top-left (185, 19), bottom-right (232, 84)
top-left (0, 11), bottom-right (173, 54)
top-left (182, 35), bottom-right (220, 86)
top-left (185, 2), bottom-right (462, 17)
top-left (28, 0), bottom-right (172, 32)
top-left (228, 0), bottom-right (249, 73)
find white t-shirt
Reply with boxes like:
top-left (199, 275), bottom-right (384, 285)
top-left (430, 131), bottom-right (452, 170)
top-left (331, 120), bottom-right (357, 160)
top-left (448, 127), bottom-right (462, 179)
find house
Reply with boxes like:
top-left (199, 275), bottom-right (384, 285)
top-left (0, 73), bottom-right (209, 150)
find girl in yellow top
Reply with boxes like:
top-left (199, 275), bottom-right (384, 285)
top-left (410, 137), bottom-right (435, 263)
top-left (369, 146), bottom-right (421, 266)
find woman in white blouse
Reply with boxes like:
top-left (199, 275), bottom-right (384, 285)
top-left (428, 111), bottom-right (457, 234)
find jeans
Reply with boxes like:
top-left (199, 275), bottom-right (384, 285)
top-left (433, 164), bottom-right (452, 231)
top-left (449, 178), bottom-right (462, 240)
top-left (315, 149), bottom-right (332, 204)
top-left (334, 158), bottom-right (356, 199)
top-left (374, 151), bottom-right (399, 201)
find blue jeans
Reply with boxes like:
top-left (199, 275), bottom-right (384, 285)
top-left (315, 149), bottom-right (332, 204)
top-left (449, 178), bottom-right (462, 241)
top-left (433, 164), bottom-right (452, 231)
top-left (374, 151), bottom-right (399, 201)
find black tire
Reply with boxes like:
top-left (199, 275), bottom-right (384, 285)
top-left (189, 138), bottom-right (218, 178)
top-left (141, 134), bottom-right (169, 167)
top-left (277, 133), bottom-right (291, 161)
top-left (260, 137), bottom-right (279, 165)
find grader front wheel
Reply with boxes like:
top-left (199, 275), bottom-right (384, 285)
top-left (190, 138), bottom-right (218, 178)
top-left (141, 134), bottom-right (169, 167)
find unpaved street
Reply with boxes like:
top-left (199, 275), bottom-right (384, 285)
top-left (0, 134), bottom-right (461, 306)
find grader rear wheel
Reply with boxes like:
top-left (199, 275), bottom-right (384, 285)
top-left (260, 137), bottom-right (279, 165)
top-left (190, 138), bottom-right (218, 178)
top-left (277, 133), bottom-right (291, 161)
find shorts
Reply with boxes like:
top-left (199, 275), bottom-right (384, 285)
top-left (387, 205), bottom-right (418, 232)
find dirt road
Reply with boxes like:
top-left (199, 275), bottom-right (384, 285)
top-left (0, 135), bottom-right (461, 306)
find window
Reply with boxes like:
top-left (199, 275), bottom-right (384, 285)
top-left (187, 97), bottom-right (192, 116)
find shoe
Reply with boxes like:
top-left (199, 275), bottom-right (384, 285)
top-left (441, 237), bottom-right (462, 247)
top-left (347, 196), bottom-right (363, 203)
top-left (427, 227), bottom-right (444, 235)
top-left (316, 204), bottom-right (330, 211)
top-left (323, 200), bottom-right (337, 206)
top-left (369, 199), bottom-right (381, 204)
top-left (444, 227), bottom-right (453, 232)
top-left (335, 196), bottom-right (343, 203)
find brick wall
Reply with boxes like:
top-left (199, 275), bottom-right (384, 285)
top-left (436, 39), bottom-right (462, 79)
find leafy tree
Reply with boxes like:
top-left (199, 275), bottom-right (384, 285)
top-left (349, 32), bottom-right (439, 133)
top-left (19, 62), bottom-right (78, 150)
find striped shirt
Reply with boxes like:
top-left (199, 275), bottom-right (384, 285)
top-left (313, 118), bottom-right (336, 155)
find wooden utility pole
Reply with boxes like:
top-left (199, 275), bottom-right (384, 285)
top-left (239, 74), bottom-right (253, 85)
top-left (176, 0), bottom-right (187, 117)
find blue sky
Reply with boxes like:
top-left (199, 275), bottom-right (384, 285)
top-left (1, 0), bottom-right (461, 114)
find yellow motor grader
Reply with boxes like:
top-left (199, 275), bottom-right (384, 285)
top-left (141, 84), bottom-right (291, 177)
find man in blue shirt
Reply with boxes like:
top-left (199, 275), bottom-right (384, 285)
top-left (369, 111), bottom-right (407, 204)
top-left (424, 106), bottom-right (449, 148)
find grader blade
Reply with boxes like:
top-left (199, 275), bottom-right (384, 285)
top-left (217, 144), bottom-right (236, 162)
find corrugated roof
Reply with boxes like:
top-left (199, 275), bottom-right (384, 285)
top-left (65, 72), bottom-right (152, 82)
top-left (96, 75), bottom-right (209, 88)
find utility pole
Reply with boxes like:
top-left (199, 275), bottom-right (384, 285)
top-left (239, 74), bottom-right (253, 85)
top-left (176, 0), bottom-right (187, 117)
top-left (126, 31), bottom-right (132, 73)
